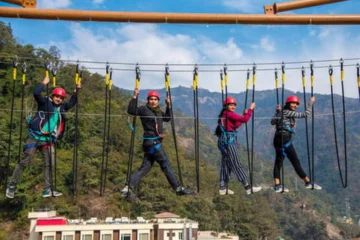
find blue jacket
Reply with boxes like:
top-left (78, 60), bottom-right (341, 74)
top-left (28, 84), bottom-right (77, 140)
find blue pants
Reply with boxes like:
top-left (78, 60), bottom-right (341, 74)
top-left (129, 142), bottom-right (180, 190)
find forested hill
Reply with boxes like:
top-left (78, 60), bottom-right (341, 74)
top-left (1, 21), bottom-right (360, 240)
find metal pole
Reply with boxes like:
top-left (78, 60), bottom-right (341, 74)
top-left (0, 7), bottom-right (359, 25)
top-left (265, 0), bottom-right (346, 14)
top-left (1, 0), bottom-right (36, 8)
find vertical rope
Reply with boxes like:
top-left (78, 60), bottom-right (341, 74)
top-left (244, 69), bottom-right (251, 190)
top-left (103, 68), bottom-right (113, 195)
top-left (310, 60), bottom-right (315, 189)
top-left (72, 62), bottom-right (80, 196)
top-left (4, 56), bottom-right (18, 192)
top-left (250, 63), bottom-right (256, 193)
top-left (44, 60), bottom-right (54, 196)
top-left (165, 64), bottom-right (183, 186)
top-left (220, 69), bottom-right (224, 104)
top-left (51, 66), bottom-right (57, 191)
top-left (281, 62), bottom-right (285, 193)
top-left (302, 67), bottom-right (312, 183)
top-left (17, 62), bottom-right (26, 176)
top-left (126, 65), bottom-right (140, 196)
top-left (357, 63), bottom-right (360, 102)
top-left (100, 62), bottom-right (110, 196)
top-left (193, 64), bottom-right (200, 193)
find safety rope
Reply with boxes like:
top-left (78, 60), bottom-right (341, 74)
top-left (103, 68), bottom-right (113, 196)
top-left (165, 64), bottom-right (183, 186)
top-left (126, 65), bottom-right (141, 197)
top-left (357, 63), bottom-right (360, 102)
top-left (280, 62), bottom-right (286, 193)
top-left (244, 69), bottom-right (251, 192)
top-left (100, 63), bottom-right (110, 196)
top-left (310, 61), bottom-right (315, 189)
top-left (250, 63), bottom-right (256, 194)
top-left (17, 62), bottom-right (27, 174)
top-left (193, 64), bottom-right (200, 193)
top-left (51, 65), bottom-right (58, 191)
top-left (223, 64), bottom-right (230, 194)
top-left (301, 66), bottom-right (312, 185)
top-left (1, 53), bottom-right (359, 67)
top-left (44, 60), bottom-right (55, 197)
top-left (220, 69), bottom-right (224, 104)
top-left (72, 62), bottom-right (81, 196)
top-left (4, 56), bottom-right (18, 193)
top-left (328, 60), bottom-right (348, 188)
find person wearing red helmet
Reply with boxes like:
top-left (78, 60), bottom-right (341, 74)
top-left (121, 88), bottom-right (194, 198)
top-left (271, 95), bottom-right (322, 192)
top-left (215, 96), bottom-right (261, 195)
top-left (6, 77), bottom-right (80, 199)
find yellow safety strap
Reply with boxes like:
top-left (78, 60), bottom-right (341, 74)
top-left (310, 61), bottom-right (314, 88)
top-left (220, 69), bottom-right (224, 91)
top-left (75, 62), bottom-right (80, 85)
top-left (281, 62), bottom-right (285, 86)
top-left (340, 58), bottom-right (344, 82)
top-left (224, 64), bottom-right (228, 88)
top-left (105, 63), bottom-right (110, 86)
top-left (165, 64), bottom-right (170, 92)
top-left (135, 65), bottom-right (141, 89)
top-left (275, 68), bottom-right (278, 89)
top-left (329, 65), bottom-right (334, 86)
top-left (109, 68), bottom-right (113, 90)
top-left (252, 64), bottom-right (257, 86)
top-left (357, 63), bottom-right (360, 87)
top-left (301, 67), bottom-right (306, 87)
top-left (193, 65), bottom-right (198, 90)
top-left (12, 57), bottom-right (18, 81)
top-left (246, 69), bottom-right (250, 90)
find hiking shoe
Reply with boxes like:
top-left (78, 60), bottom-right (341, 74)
top-left (120, 186), bottom-right (129, 195)
top-left (219, 188), bottom-right (234, 195)
top-left (274, 185), bottom-right (289, 193)
top-left (305, 182), bottom-right (322, 190)
top-left (245, 186), bottom-right (262, 195)
top-left (43, 189), bottom-right (63, 198)
top-left (6, 185), bottom-right (16, 199)
top-left (176, 187), bottom-right (195, 196)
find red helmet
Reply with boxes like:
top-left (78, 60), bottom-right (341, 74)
top-left (223, 97), bottom-right (237, 106)
top-left (52, 87), bottom-right (66, 98)
top-left (286, 95), bottom-right (300, 105)
top-left (147, 90), bottom-right (160, 100)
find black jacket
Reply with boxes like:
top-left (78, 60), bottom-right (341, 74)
top-left (127, 98), bottom-right (171, 139)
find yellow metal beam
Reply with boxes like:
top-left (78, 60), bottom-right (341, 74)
top-left (1, 0), bottom-right (37, 8)
top-left (0, 7), bottom-right (359, 24)
top-left (265, 0), bottom-right (346, 14)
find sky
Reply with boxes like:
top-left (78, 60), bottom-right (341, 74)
top-left (0, 0), bottom-right (360, 98)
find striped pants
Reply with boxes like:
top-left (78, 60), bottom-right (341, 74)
top-left (218, 134), bottom-right (248, 186)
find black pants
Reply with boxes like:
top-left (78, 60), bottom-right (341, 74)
top-left (273, 132), bottom-right (307, 180)
top-left (129, 140), bottom-right (180, 190)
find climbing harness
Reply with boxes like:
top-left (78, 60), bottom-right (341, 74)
top-left (328, 61), bottom-right (348, 188)
top-left (165, 64), bottom-right (183, 186)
